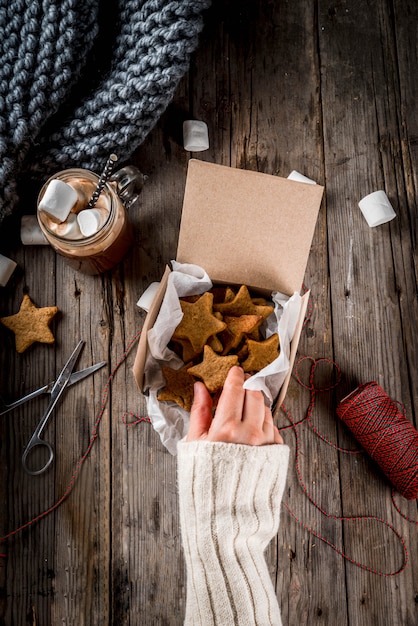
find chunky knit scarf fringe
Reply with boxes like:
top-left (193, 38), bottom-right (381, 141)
top-left (0, 0), bottom-right (211, 224)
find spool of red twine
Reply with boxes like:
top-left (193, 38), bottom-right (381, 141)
top-left (336, 382), bottom-right (418, 500)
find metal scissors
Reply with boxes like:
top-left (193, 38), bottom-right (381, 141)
top-left (0, 357), bottom-right (106, 416)
top-left (20, 340), bottom-right (104, 476)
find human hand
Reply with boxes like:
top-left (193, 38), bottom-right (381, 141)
top-left (186, 365), bottom-right (283, 445)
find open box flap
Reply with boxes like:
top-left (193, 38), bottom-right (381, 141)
top-left (176, 160), bottom-right (324, 296)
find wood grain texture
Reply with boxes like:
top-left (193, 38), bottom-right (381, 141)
top-left (0, 0), bottom-right (417, 624)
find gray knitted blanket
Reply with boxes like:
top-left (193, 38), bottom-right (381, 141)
top-left (0, 0), bottom-right (211, 225)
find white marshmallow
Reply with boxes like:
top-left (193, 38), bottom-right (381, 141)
top-left (183, 120), bottom-right (209, 152)
top-left (77, 209), bottom-right (107, 237)
top-left (358, 190), bottom-right (396, 227)
top-left (0, 253), bottom-right (17, 287)
top-left (136, 282), bottom-right (161, 312)
top-left (21, 215), bottom-right (49, 245)
top-left (39, 179), bottom-right (78, 223)
top-left (287, 170), bottom-right (317, 184)
top-left (54, 212), bottom-right (83, 239)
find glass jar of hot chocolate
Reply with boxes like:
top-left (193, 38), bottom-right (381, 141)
top-left (37, 166), bottom-right (144, 275)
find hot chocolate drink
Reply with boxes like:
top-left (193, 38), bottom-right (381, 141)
top-left (37, 168), bottom-right (135, 274)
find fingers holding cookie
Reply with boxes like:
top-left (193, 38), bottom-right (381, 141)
top-left (187, 381), bottom-right (214, 441)
top-left (195, 365), bottom-right (281, 446)
top-left (211, 365), bottom-right (246, 426)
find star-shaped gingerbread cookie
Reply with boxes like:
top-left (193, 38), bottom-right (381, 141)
top-left (0, 294), bottom-right (58, 353)
top-left (187, 345), bottom-right (239, 393)
top-left (213, 285), bottom-right (274, 320)
top-left (158, 364), bottom-right (195, 412)
top-left (241, 333), bottom-right (280, 373)
top-left (172, 292), bottom-right (227, 353)
top-left (221, 314), bottom-right (263, 354)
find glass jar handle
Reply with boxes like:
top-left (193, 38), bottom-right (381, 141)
top-left (110, 165), bottom-right (146, 208)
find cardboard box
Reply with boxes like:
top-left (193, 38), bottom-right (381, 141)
top-left (133, 159), bottom-right (324, 413)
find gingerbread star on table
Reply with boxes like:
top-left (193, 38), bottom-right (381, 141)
top-left (172, 292), bottom-right (227, 353)
top-left (241, 333), bottom-right (280, 373)
top-left (0, 294), bottom-right (58, 353)
top-left (187, 345), bottom-right (239, 394)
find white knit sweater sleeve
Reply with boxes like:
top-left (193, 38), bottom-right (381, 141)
top-left (177, 440), bottom-right (289, 626)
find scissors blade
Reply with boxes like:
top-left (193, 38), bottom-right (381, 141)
top-left (66, 361), bottom-right (107, 386)
top-left (49, 340), bottom-right (85, 400)
top-left (0, 361), bottom-right (107, 416)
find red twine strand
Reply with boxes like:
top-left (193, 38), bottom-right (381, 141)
top-left (279, 355), bottom-right (417, 577)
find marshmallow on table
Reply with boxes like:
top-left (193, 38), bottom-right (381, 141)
top-left (21, 215), bottom-right (49, 245)
top-left (137, 282), bottom-right (160, 312)
top-left (287, 170), bottom-right (317, 184)
top-left (358, 190), bottom-right (396, 227)
top-left (0, 253), bottom-right (17, 287)
top-left (183, 120), bottom-right (209, 152)
top-left (77, 209), bottom-right (107, 237)
top-left (39, 179), bottom-right (78, 223)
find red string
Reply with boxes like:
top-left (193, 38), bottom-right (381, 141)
top-left (279, 355), bottom-right (417, 577)
top-left (279, 357), bottom-right (362, 454)
top-left (0, 331), bottom-right (150, 553)
top-left (121, 411), bottom-right (151, 428)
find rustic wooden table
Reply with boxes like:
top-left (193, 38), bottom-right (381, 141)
top-left (0, 0), bottom-right (417, 624)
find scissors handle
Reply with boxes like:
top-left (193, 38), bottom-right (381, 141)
top-left (21, 398), bottom-right (57, 475)
top-left (21, 340), bottom-right (85, 475)
top-left (22, 434), bottom-right (54, 476)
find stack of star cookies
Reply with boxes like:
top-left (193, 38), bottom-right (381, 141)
top-left (157, 285), bottom-right (280, 411)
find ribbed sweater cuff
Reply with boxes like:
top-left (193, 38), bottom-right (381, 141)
top-left (177, 440), bottom-right (289, 626)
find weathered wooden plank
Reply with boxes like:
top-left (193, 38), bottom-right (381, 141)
top-left (189, 1), bottom-right (350, 625)
top-left (0, 246), bottom-right (59, 625)
top-left (49, 261), bottom-right (112, 625)
top-left (107, 94), bottom-right (192, 623)
top-left (318, 1), bottom-right (418, 625)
